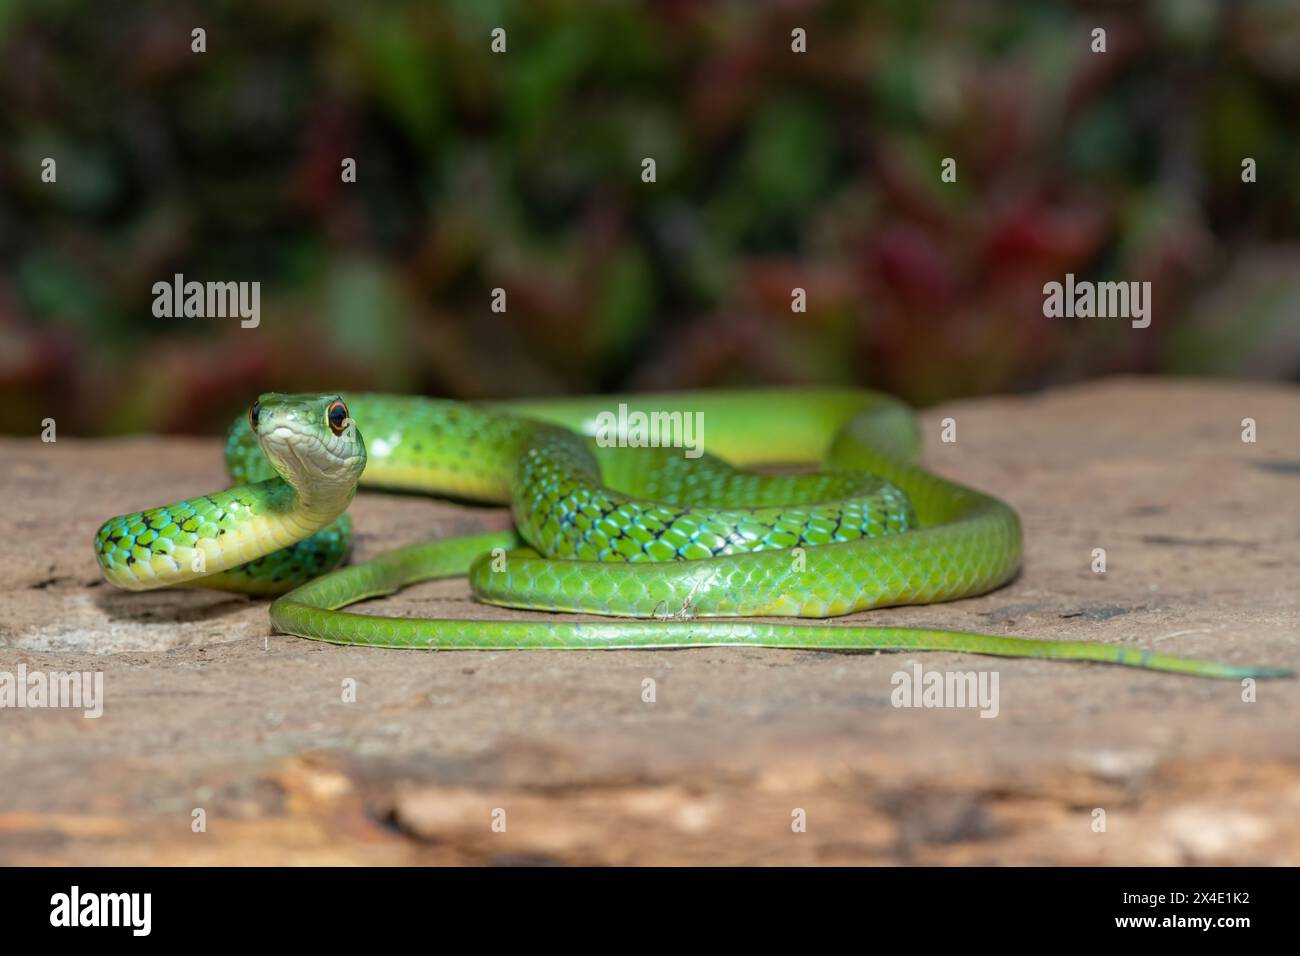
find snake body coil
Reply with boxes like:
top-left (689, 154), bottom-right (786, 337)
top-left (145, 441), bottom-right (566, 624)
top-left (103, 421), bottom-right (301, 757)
top-left (93, 389), bottom-right (1292, 679)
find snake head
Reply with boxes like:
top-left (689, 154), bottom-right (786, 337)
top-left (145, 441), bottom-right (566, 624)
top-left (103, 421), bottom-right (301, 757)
top-left (249, 393), bottom-right (367, 502)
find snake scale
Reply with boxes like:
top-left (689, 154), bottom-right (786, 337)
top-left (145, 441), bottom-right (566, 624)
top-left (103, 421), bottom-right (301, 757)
top-left (93, 389), bottom-right (1292, 679)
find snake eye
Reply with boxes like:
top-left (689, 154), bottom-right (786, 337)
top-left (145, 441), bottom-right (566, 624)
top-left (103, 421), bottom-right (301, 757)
top-left (248, 401), bottom-right (261, 431)
top-left (327, 399), bottom-right (349, 436)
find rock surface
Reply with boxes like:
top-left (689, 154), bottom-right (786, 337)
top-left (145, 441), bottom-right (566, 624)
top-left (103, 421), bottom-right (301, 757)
top-left (1, 378), bottom-right (1297, 864)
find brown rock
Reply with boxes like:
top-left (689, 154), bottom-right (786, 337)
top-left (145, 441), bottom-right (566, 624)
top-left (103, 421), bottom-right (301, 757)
top-left (0, 378), bottom-right (1297, 864)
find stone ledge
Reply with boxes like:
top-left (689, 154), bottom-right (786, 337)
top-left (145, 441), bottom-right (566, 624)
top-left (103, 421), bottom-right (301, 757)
top-left (1, 377), bottom-right (1297, 864)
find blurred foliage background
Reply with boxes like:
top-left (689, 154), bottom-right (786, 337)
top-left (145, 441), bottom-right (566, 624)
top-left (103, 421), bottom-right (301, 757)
top-left (1, 0), bottom-right (1297, 435)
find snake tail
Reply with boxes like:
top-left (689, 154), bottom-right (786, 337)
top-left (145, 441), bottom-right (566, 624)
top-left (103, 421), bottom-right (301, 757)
top-left (268, 539), bottom-right (1292, 680)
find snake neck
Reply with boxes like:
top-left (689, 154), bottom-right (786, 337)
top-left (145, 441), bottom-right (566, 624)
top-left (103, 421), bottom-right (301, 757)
top-left (257, 430), bottom-right (365, 524)
top-left (278, 473), bottom-right (358, 524)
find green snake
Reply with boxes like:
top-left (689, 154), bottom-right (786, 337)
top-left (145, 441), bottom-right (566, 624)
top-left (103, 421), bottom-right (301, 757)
top-left (93, 390), bottom-right (1292, 679)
